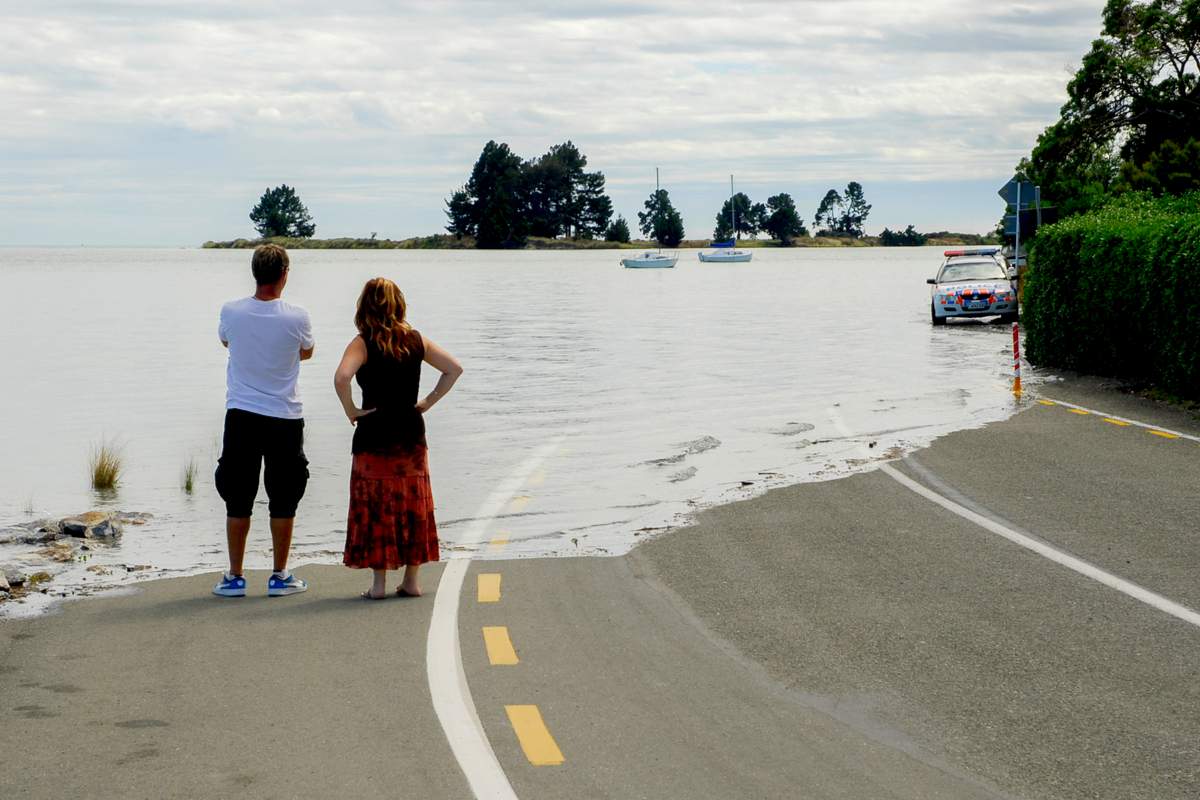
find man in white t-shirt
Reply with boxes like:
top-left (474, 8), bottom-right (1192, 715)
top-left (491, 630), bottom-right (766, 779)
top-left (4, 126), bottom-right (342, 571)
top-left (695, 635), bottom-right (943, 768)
top-left (212, 243), bottom-right (315, 598)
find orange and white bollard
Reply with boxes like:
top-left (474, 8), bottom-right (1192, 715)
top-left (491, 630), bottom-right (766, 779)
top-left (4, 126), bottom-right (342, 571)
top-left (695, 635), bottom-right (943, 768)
top-left (1012, 322), bottom-right (1022, 397)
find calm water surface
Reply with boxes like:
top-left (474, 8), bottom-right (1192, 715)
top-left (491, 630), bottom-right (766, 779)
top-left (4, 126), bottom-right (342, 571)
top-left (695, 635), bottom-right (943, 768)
top-left (0, 246), bottom-right (1040, 610)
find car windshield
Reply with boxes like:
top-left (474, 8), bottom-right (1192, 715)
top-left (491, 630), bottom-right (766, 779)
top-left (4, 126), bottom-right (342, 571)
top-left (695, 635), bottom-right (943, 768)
top-left (938, 260), bottom-right (1007, 282)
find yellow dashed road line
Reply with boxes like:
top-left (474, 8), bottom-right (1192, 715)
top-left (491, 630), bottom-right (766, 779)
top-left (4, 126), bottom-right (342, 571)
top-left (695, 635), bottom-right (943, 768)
top-left (477, 573), bottom-right (502, 603)
top-left (505, 705), bottom-right (564, 766)
top-left (1039, 396), bottom-right (1200, 445)
top-left (475, 480), bottom-right (569, 770)
top-left (483, 626), bottom-right (519, 665)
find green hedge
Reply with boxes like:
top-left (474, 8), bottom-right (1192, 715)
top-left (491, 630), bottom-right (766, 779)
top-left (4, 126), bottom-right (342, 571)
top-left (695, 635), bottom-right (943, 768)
top-left (1025, 193), bottom-right (1200, 397)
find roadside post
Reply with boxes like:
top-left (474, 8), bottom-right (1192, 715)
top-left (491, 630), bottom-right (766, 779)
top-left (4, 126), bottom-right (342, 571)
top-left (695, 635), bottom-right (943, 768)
top-left (1014, 182), bottom-right (1021, 282)
top-left (1012, 322), bottom-right (1022, 397)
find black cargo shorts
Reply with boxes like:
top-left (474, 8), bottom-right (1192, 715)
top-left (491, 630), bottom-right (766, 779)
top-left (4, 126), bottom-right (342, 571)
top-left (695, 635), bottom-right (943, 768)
top-left (214, 409), bottom-right (309, 519)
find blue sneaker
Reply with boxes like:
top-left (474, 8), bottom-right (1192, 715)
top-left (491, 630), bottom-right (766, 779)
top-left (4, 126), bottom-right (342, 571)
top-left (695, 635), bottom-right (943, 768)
top-left (213, 573), bottom-right (247, 597)
top-left (267, 571), bottom-right (308, 597)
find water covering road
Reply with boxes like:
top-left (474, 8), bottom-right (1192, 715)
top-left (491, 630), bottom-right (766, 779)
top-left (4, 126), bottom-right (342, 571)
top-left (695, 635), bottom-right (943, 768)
top-left (0, 246), bottom-right (1037, 609)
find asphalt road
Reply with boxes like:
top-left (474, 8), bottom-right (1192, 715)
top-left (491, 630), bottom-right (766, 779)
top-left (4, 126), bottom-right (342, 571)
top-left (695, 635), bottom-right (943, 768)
top-left (631, 379), bottom-right (1200, 800)
top-left (3, 378), bottom-right (1200, 799)
top-left (0, 565), bottom-right (469, 799)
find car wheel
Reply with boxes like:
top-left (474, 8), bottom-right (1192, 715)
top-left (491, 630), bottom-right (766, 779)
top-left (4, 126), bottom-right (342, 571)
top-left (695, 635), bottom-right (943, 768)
top-left (931, 303), bottom-right (946, 326)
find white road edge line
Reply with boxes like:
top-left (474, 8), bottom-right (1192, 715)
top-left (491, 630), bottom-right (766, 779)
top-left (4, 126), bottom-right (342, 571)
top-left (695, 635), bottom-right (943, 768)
top-left (426, 439), bottom-right (564, 799)
top-left (828, 409), bottom-right (1200, 630)
top-left (1041, 397), bottom-right (1200, 443)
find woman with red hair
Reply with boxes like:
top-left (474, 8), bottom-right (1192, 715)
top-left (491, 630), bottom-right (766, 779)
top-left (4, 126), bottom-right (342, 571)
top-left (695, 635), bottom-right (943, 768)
top-left (334, 277), bottom-right (463, 599)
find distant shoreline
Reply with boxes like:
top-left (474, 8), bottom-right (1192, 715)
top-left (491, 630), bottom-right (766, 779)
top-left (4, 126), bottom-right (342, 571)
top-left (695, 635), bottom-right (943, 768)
top-left (202, 233), bottom-right (996, 250)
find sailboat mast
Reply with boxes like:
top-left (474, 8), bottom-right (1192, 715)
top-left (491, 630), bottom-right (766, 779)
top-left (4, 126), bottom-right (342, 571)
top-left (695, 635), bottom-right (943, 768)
top-left (656, 168), bottom-right (661, 253)
top-left (730, 174), bottom-right (736, 240)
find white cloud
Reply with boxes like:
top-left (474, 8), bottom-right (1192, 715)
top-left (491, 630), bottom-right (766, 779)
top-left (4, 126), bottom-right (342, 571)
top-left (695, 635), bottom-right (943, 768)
top-left (0, 0), bottom-right (1105, 243)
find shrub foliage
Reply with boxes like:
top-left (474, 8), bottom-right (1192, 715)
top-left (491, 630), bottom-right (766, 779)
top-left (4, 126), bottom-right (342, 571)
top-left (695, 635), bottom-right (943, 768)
top-left (879, 225), bottom-right (928, 246)
top-left (1025, 193), bottom-right (1200, 396)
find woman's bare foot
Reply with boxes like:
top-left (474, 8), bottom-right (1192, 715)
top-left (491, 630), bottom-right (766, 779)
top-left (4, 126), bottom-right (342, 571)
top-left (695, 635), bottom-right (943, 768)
top-left (398, 565), bottom-right (422, 597)
top-left (361, 568), bottom-right (388, 600)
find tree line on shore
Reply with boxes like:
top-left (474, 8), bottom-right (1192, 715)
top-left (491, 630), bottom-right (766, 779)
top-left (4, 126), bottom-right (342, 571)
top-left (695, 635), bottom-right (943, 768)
top-left (439, 140), bottom-right (941, 248)
top-left (444, 141), bottom-right (617, 247)
top-left (242, 151), bottom-right (951, 249)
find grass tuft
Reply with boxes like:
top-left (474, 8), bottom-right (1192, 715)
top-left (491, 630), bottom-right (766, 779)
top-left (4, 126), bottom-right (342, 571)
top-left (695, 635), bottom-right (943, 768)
top-left (182, 457), bottom-right (198, 494)
top-left (27, 571), bottom-right (52, 587)
top-left (89, 441), bottom-right (123, 491)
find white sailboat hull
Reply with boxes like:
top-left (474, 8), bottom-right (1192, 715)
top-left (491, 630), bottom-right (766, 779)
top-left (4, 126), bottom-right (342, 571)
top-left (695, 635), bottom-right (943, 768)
top-left (698, 250), bottom-right (753, 263)
top-left (621, 252), bottom-right (677, 268)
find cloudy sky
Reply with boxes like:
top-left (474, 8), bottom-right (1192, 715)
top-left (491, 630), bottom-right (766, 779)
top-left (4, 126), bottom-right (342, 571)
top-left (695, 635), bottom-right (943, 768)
top-left (1, 0), bottom-right (1105, 245)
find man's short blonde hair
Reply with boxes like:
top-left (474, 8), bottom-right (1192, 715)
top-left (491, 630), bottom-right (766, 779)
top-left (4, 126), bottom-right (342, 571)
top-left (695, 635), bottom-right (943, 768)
top-left (251, 244), bottom-right (289, 286)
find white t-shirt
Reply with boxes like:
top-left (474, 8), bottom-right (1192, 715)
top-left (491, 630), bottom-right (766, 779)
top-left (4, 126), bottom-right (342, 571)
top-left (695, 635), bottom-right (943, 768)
top-left (218, 297), bottom-right (315, 419)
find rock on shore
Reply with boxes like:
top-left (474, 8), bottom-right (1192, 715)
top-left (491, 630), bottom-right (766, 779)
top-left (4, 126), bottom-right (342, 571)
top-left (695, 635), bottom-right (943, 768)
top-left (0, 567), bottom-right (33, 602)
top-left (61, 511), bottom-right (122, 539)
top-left (12, 511), bottom-right (151, 545)
top-left (0, 511), bottom-right (153, 606)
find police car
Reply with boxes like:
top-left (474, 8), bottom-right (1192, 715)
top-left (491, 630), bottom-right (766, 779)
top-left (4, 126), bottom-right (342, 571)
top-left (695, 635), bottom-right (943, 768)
top-left (927, 247), bottom-right (1018, 326)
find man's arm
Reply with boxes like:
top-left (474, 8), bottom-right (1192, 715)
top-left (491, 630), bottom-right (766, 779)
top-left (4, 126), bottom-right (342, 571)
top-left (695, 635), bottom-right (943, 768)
top-left (298, 309), bottom-right (315, 362)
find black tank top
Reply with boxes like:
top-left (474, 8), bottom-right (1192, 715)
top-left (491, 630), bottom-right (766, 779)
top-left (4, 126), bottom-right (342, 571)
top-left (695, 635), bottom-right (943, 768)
top-left (351, 329), bottom-right (426, 454)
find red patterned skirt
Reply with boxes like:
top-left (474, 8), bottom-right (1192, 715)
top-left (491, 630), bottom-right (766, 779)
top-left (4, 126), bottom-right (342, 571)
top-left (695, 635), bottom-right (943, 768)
top-left (343, 445), bottom-right (439, 569)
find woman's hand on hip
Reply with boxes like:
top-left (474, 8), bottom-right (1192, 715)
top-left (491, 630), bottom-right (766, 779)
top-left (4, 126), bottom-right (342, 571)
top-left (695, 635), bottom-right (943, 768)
top-left (347, 407), bottom-right (375, 426)
top-left (415, 399), bottom-right (431, 415)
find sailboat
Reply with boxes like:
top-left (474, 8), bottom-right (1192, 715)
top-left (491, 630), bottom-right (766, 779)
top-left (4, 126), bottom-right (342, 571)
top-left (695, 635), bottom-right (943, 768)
top-left (622, 168), bottom-right (678, 269)
top-left (621, 251), bottom-right (678, 268)
top-left (699, 175), bottom-right (753, 263)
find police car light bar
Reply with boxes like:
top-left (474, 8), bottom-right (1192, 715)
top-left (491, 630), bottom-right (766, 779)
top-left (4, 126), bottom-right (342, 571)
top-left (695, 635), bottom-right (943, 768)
top-left (943, 247), bottom-right (1002, 257)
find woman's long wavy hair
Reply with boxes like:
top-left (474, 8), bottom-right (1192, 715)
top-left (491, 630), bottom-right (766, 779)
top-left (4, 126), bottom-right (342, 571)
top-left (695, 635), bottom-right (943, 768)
top-left (355, 277), bottom-right (415, 360)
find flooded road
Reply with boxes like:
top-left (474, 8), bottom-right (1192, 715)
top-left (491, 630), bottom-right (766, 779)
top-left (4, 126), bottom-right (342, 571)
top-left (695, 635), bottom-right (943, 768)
top-left (0, 246), bottom-right (1038, 608)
